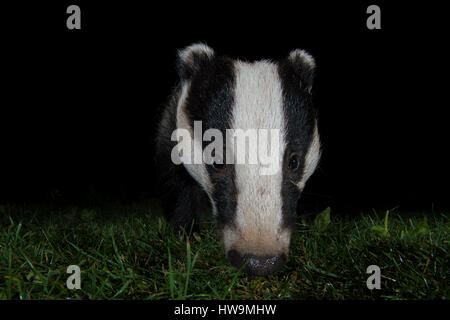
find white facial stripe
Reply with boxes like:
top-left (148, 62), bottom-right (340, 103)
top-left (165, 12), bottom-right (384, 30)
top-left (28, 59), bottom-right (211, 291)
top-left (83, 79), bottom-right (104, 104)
top-left (298, 123), bottom-right (321, 190)
top-left (227, 60), bottom-right (290, 255)
top-left (176, 83), bottom-right (215, 206)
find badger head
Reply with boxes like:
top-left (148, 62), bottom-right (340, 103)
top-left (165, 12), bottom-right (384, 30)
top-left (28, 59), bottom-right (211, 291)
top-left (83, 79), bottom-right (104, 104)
top-left (174, 43), bottom-right (321, 276)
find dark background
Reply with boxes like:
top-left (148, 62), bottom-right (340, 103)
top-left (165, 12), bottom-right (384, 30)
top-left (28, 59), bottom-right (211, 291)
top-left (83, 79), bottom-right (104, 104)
top-left (1, 1), bottom-right (448, 215)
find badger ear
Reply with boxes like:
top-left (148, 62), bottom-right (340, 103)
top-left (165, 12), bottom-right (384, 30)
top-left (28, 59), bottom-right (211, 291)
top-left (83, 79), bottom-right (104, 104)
top-left (287, 49), bottom-right (316, 93)
top-left (176, 43), bottom-right (215, 81)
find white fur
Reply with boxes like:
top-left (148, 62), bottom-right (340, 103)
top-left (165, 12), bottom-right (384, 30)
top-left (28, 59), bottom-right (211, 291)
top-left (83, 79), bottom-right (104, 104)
top-left (175, 82), bottom-right (217, 215)
top-left (224, 60), bottom-right (291, 255)
top-left (298, 123), bottom-right (321, 190)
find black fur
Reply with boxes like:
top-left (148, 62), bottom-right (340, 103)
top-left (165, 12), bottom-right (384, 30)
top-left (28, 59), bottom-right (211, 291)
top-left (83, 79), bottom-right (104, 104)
top-left (156, 49), bottom-right (237, 232)
top-left (278, 55), bottom-right (318, 230)
top-left (155, 85), bottom-right (206, 232)
top-left (176, 47), bottom-right (215, 82)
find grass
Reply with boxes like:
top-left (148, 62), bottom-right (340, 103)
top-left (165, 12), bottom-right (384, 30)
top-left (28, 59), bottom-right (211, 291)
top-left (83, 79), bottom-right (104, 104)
top-left (0, 202), bottom-right (448, 300)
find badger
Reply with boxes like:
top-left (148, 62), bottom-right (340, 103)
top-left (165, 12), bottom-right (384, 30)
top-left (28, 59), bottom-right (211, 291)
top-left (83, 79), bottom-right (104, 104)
top-left (156, 43), bottom-right (321, 276)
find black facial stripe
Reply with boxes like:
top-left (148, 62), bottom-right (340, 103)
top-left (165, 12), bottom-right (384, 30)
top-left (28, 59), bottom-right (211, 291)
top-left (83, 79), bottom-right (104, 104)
top-left (182, 56), bottom-right (237, 230)
top-left (278, 60), bottom-right (317, 229)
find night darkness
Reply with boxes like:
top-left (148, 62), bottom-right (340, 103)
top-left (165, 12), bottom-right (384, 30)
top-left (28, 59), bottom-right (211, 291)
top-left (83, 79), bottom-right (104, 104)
top-left (1, 1), bottom-right (448, 215)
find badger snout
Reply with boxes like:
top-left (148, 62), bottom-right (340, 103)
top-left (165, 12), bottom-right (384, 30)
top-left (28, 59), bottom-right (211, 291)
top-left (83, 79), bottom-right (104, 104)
top-left (222, 225), bottom-right (292, 275)
top-left (228, 250), bottom-right (287, 276)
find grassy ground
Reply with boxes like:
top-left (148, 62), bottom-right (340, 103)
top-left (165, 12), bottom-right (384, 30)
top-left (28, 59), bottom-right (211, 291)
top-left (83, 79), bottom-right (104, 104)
top-left (0, 203), bottom-right (448, 300)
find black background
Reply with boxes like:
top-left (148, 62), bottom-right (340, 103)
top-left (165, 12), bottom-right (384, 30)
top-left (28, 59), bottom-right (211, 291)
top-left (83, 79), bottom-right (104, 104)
top-left (1, 1), bottom-right (448, 215)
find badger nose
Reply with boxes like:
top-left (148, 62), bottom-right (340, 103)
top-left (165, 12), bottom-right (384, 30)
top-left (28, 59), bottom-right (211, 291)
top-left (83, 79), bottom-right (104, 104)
top-left (228, 250), bottom-right (287, 276)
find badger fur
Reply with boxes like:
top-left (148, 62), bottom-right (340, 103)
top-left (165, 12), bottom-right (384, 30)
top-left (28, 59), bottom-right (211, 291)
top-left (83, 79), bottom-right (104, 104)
top-left (156, 43), bottom-right (321, 276)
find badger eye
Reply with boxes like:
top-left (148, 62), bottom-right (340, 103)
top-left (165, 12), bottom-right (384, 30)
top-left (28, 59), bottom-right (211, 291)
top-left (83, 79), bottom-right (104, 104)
top-left (213, 161), bottom-right (225, 170)
top-left (288, 154), bottom-right (300, 171)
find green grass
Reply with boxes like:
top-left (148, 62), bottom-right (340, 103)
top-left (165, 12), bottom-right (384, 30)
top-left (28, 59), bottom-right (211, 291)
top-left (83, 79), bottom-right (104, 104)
top-left (0, 203), bottom-right (448, 300)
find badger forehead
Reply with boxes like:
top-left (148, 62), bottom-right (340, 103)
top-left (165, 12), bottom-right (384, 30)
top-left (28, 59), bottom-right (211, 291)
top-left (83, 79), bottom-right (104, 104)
top-left (232, 60), bottom-right (286, 131)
